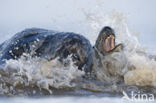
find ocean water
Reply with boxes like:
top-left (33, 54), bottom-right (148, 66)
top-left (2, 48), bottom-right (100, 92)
top-left (0, 0), bottom-right (156, 103)
top-left (0, 97), bottom-right (137, 103)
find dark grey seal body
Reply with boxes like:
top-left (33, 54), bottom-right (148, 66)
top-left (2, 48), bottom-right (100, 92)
top-left (0, 26), bottom-right (123, 74)
top-left (0, 28), bottom-right (93, 72)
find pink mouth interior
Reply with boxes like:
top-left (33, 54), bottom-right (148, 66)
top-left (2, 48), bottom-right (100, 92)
top-left (104, 35), bottom-right (115, 52)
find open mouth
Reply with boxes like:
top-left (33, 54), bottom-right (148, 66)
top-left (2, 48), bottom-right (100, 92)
top-left (104, 35), bottom-right (115, 52)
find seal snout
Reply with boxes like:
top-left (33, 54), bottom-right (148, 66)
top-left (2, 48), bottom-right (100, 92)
top-left (101, 26), bottom-right (115, 52)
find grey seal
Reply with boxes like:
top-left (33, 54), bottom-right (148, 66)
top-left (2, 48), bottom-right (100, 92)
top-left (0, 28), bottom-right (93, 72)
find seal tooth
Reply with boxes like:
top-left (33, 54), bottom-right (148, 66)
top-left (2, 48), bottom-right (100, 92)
top-left (104, 37), bottom-right (110, 52)
top-left (111, 35), bottom-right (115, 50)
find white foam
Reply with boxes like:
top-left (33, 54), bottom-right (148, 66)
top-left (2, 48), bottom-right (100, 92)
top-left (1, 55), bottom-right (84, 93)
top-left (85, 11), bottom-right (156, 87)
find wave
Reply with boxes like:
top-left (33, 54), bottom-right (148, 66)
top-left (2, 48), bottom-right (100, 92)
top-left (0, 12), bottom-right (156, 96)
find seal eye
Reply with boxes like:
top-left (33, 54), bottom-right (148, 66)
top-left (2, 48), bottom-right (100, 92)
top-left (73, 54), bottom-right (80, 61)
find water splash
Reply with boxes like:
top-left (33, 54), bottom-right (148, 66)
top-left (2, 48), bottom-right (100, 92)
top-left (0, 11), bottom-right (156, 96)
top-left (0, 54), bottom-right (85, 95)
top-left (83, 11), bottom-right (156, 87)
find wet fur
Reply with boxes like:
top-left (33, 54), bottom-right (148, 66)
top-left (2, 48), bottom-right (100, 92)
top-left (0, 28), bottom-right (93, 72)
top-left (0, 27), bottom-right (123, 75)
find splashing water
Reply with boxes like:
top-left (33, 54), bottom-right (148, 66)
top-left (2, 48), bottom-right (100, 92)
top-left (0, 12), bottom-right (156, 98)
top-left (84, 11), bottom-right (156, 88)
top-left (0, 54), bottom-right (85, 96)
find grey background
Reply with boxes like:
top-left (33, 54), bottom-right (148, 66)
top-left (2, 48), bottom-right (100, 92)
top-left (0, 0), bottom-right (155, 50)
